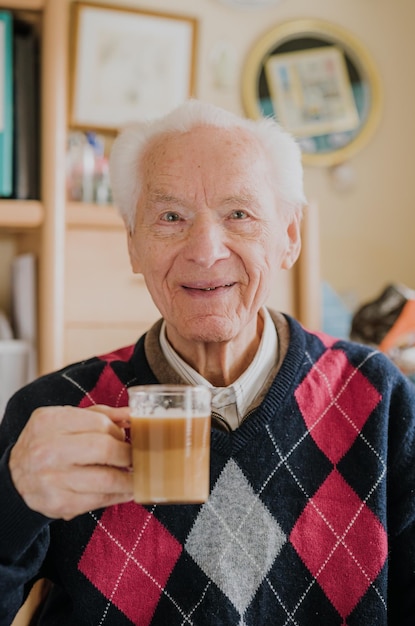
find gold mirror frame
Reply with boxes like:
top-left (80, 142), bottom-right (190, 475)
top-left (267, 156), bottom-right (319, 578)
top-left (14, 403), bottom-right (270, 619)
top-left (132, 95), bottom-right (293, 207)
top-left (242, 19), bottom-right (382, 167)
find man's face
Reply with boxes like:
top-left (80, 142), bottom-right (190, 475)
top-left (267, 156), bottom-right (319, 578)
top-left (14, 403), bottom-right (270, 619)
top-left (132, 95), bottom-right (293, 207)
top-left (128, 126), bottom-right (300, 350)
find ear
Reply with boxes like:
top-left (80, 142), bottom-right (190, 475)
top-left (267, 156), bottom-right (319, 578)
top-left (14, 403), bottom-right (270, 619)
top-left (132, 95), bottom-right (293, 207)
top-left (281, 213), bottom-right (302, 270)
top-left (127, 232), bottom-right (142, 274)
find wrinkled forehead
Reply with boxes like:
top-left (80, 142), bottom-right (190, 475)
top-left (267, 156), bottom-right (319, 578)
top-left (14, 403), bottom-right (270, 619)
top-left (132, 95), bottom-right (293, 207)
top-left (140, 125), bottom-right (269, 183)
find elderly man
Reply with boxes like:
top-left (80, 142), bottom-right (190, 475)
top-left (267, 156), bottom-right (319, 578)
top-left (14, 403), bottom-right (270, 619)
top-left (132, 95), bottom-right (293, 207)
top-left (0, 101), bottom-right (414, 625)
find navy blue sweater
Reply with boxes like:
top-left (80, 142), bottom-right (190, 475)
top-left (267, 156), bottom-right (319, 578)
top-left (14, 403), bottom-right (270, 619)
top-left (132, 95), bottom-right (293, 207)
top-left (1, 316), bottom-right (414, 625)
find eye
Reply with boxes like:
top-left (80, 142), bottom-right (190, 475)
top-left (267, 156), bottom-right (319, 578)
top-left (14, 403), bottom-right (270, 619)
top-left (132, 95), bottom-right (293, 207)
top-left (161, 211), bottom-right (182, 222)
top-left (230, 209), bottom-right (248, 220)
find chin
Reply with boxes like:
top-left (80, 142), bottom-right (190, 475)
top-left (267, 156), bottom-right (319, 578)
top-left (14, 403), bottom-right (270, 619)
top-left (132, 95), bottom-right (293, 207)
top-left (177, 316), bottom-right (237, 344)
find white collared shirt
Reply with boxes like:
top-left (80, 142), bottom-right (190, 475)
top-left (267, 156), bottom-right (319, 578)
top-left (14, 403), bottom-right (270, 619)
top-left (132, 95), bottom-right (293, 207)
top-left (159, 307), bottom-right (278, 430)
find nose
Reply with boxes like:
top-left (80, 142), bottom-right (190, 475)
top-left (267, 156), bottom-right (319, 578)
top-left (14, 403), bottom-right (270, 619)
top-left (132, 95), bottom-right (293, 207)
top-left (184, 212), bottom-right (230, 268)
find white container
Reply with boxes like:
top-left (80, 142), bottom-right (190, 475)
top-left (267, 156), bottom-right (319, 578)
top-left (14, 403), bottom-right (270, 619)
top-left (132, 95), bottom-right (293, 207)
top-left (0, 340), bottom-right (30, 422)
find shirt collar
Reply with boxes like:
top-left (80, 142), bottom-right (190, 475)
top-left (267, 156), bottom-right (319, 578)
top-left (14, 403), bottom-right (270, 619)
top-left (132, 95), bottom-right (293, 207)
top-left (159, 307), bottom-right (278, 429)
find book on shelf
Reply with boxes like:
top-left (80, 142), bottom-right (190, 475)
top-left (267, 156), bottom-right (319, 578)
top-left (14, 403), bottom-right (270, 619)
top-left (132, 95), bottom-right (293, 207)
top-left (12, 18), bottom-right (40, 200)
top-left (0, 12), bottom-right (41, 200)
top-left (0, 10), bottom-right (13, 198)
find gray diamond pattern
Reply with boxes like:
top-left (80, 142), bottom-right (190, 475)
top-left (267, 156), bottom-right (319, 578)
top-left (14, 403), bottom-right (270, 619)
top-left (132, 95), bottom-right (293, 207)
top-left (185, 459), bottom-right (286, 614)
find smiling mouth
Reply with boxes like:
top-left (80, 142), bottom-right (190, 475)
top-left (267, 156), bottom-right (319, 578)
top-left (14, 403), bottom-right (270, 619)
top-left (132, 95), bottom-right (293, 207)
top-left (184, 283), bottom-right (235, 292)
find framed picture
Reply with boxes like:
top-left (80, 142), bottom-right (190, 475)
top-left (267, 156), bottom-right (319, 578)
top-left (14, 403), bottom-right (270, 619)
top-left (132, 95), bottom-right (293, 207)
top-left (265, 45), bottom-right (360, 138)
top-left (69, 2), bottom-right (198, 133)
top-left (0, 10), bottom-right (13, 196)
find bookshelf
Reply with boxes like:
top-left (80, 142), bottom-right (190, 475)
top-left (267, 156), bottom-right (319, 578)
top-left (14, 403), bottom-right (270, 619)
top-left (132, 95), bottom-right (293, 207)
top-left (0, 0), bottom-right (67, 375)
top-left (1, 0), bottom-right (158, 379)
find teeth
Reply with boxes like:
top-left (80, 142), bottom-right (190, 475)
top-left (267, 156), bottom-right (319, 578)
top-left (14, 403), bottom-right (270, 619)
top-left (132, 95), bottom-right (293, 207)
top-left (201, 284), bottom-right (232, 291)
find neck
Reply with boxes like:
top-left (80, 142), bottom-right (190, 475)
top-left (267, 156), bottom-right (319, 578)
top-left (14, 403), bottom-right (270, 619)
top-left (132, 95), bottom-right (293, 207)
top-left (165, 314), bottom-right (264, 386)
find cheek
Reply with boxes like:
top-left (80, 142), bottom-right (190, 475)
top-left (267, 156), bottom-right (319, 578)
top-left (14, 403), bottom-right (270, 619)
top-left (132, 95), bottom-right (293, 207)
top-left (135, 241), bottom-right (176, 296)
top-left (246, 234), bottom-right (288, 276)
top-left (245, 244), bottom-right (289, 307)
top-left (129, 232), bottom-right (157, 271)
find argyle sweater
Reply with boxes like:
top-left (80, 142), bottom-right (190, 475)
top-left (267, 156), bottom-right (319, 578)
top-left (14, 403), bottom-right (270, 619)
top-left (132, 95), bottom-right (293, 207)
top-left (1, 314), bottom-right (415, 626)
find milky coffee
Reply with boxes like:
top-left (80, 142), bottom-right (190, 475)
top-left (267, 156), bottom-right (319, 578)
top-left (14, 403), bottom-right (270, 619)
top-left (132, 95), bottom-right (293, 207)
top-left (128, 386), bottom-right (211, 505)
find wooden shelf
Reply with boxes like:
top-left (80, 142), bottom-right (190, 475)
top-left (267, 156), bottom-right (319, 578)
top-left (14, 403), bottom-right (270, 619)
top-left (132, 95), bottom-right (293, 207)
top-left (1, 0), bottom-right (44, 9)
top-left (0, 200), bottom-right (43, 229)
top-left (66, 202), bottom-right (124, 229)
top-left (0, 201), bottom-right (124, 231)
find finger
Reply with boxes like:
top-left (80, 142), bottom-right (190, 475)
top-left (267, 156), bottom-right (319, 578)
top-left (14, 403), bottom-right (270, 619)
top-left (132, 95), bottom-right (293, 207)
top-left (61, 491), bottom-right (133, 521)
top-left (65, 434), bottom-right (132, 468)
top-left (13, 466), bottom-right (134, 520)
top-left (89, 404), bottom-right (131, 428)
top-left (58, 465), bottom-right (133, 496)
top-left (21, 434), bottom-right (132, 471)
top-left (26, 488), bottom-right (134, 521)
top-left (30, 406), bottom-right (127, 441)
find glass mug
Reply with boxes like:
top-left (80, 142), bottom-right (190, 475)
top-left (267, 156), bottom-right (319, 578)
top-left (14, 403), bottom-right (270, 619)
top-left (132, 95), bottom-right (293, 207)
top-left (128, 385), bottom-right (212, 505)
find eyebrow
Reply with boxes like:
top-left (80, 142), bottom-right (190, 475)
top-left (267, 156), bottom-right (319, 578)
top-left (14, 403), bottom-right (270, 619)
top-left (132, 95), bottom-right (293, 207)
top-left (222, 193), bottom-right (260, 211)
top-left (148, 192), bottom-right (183, 205)
top-left (148, 190), bottom-right (260, 210)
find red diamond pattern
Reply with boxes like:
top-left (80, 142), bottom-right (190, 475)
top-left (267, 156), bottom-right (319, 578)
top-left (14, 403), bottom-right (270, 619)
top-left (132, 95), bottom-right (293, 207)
top-left (78, 502), bottom-right (182, 625)
top-left (99, 345), bottom-right (135, 364)
top-left (78, 349), bottom-right (134, 408)
top-left (295, 349), bottom-right (381, 463)
top-left (290, 469), bottom-right (387, 620)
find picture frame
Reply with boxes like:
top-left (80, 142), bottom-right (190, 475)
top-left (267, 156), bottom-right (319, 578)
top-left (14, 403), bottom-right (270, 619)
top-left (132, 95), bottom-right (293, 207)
top-left (265, 45), bottom-right (360, 139)
top-left (69, 2), bottom-right (198, 133)
top-left (243, 19), bottom-right (382, 167)
top-left (0, 10), bottom-right (13, 196)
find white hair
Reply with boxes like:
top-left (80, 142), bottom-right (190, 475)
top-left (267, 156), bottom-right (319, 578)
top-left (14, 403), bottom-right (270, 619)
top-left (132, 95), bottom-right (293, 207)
top-left (109, 99), bottom-right (307, 232)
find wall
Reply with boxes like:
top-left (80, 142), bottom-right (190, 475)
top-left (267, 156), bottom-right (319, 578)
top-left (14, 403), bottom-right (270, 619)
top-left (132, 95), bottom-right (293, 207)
top-left (94, 0), bottom-right (415, 309)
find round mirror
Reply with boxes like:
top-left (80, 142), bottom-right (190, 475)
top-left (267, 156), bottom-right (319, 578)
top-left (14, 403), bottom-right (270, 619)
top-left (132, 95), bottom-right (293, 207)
top-left (242, 19), bottom-right (382, 166)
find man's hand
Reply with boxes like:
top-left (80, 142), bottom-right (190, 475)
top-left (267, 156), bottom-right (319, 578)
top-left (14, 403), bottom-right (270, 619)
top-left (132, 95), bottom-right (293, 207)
top-left (9, 404), bottom-right (133, 520)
